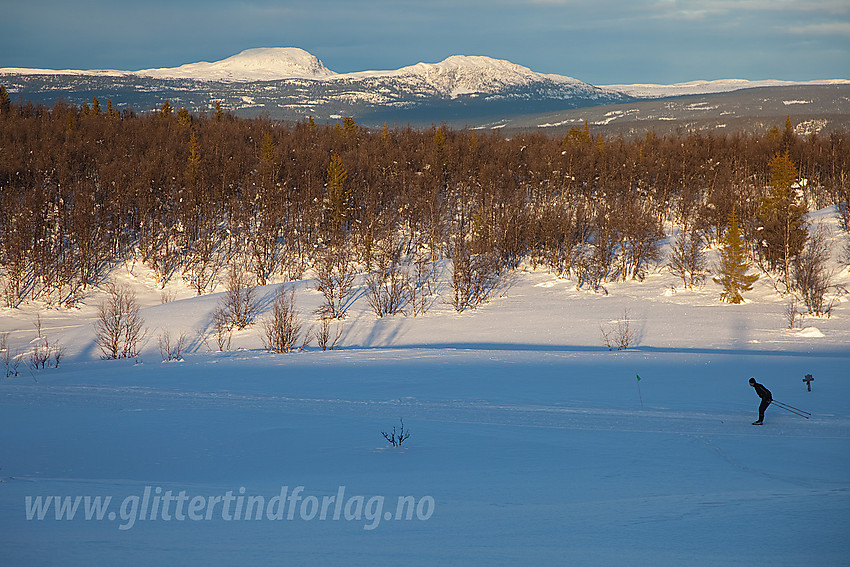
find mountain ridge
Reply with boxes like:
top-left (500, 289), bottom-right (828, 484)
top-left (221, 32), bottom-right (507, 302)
top-left (4, 47), bottom-right (847, 95)
top-left (2, 48), bottom-right (848, 131)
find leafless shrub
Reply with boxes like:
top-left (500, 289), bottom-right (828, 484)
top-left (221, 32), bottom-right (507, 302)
top-left (1, 333), bottom-right (21, 377)
top-left (449, 238), bottom-right (504, 313)
top-left (33, 314), bottom-right (43, 339)
top-left (262, 286), bottom-right (308, 353)
top-left (793, 225), bottom-right (836, 316)
top-left (365, 235), bottom-right (410, 318)
top-left (212, 309), bottom-right (232, 351)
top-left (51, 343), bottom-right (65, 368)
top-left (27, 335), bottom-right (64, 369)
top-left (365, 260), bottom-right (409, 318)
top-left (668, 228), bottom-right (709, 289)
top-left (94, 282), bottom-right (146, 359)
top-left (28, 340), bottom-right (51, 369)
top-left (574, 235), bottom-right (615, 295)
top-left (382, 418), bottom-right (411, 447)
top-left (216, 265), bottom-right (258, 330)
top-left (314, 245), bottom-right (356, 319)
top-left (315, 317), bottom-right (343, 351)
top-left (158, 330), bottom-right (188, 361)
top-left (601, 309), bottom-right (635, 351)
top-left (408, 253), bottom-right (436, 317)
top-left (784, 298), bottom-right (802, 329)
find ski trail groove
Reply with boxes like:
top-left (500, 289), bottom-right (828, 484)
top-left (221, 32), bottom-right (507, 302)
top-left (3, 383), bottom-right (847, 439)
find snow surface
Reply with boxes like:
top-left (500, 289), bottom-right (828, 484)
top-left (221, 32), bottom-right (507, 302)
top-left (137, 48), bottom-right (337, 82)
top-left (346, 55), bottom-right (586, 98)
top-left (1, 207), bottom-right (849, 566)
top-left (603, 79), bottom-right (850, 98)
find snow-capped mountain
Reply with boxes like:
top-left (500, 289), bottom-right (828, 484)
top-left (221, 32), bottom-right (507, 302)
top-left (138, 47), bottom-right (337, 82)
top-left (5, 47), bottom-right (846, 129)
top-left (0, 48), bottom-right (631, 126)
top-left (346, 55), bottom-right (589, 98)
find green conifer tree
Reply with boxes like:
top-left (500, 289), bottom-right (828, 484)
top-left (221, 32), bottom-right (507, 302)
top-left (714, 208), bottom-right (759, 304)
top-left (757, 152), bottom-right (807, 290)
top-left (0, 85), bottom-right (11, 116)
top-left (185, 129), bottom-right (201, 187)
top-left (562, 120), bottom-right (592, 148)
top-left (177, 106), bottom-right (191, 127)
top-left (324, 153), bottom-right (350, 242)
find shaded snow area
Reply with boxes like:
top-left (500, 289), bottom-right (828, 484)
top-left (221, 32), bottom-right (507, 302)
top-left (2, 209), bottom-right (849, 566)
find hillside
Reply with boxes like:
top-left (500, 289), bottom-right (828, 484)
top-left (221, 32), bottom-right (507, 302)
top-left (1, 207), bottom-right (848, 566)
top-left (507, 84), bottom-right (850, 136)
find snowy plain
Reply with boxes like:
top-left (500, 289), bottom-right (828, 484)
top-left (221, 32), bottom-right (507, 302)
top-left (1, 208), bottom-right (849, 566)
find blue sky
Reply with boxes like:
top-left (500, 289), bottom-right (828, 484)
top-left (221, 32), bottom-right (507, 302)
top-left (2, 0), bottom-right (849, 84)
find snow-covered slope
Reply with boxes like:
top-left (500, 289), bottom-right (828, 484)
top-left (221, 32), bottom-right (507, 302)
top-left (606, 78), bottom-right (850, 98)
top-left (346, 55), bottom-right (590, 98)
top-left (0, 47), bottom-right (337, 82)
top-left (138, 48), bottom-right (337, 82)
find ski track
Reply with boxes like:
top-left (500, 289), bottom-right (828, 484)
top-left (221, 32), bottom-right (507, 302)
top-left (3, 383), bottom-right (847, 440)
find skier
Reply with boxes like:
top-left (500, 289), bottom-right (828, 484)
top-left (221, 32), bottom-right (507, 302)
top-left (749, 377), bottom-right (772, 425)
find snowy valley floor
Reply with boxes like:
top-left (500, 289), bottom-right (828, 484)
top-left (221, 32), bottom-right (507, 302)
top-left (2, 238), bottom-right (850, 565)
top-left (1, 348), bottom-right (849, 566)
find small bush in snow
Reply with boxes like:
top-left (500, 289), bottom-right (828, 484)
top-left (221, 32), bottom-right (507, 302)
top-left (215, 265), bottom-right (258, 330)
top-left (94, 282), bottom-right (146, 359)
top-left (382, 419), bottom-right (411, 447)
top-left (315, 317), bottom-right (342, 351)
top-left (158, 330), bottom-right (187, 361)
top-left (793, 225), bottom-right (837, 317)
top-left (262, 286), bottom-right (308, 353)
top-left (1, 333), bottom-right (21, 377)
top-left (668, 228), bottom-right (709, 290)
top-left (601, 309), bottom-right (635, 351)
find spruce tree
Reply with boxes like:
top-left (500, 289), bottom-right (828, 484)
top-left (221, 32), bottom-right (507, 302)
top-left (324, 153), bottom-right (350, 243)
top-left (185, 129), bottom-right (201, 187)
top-left (0, 85), bottom-right (11, 116)
top-left (757, 152), bottom-right (807, 290)
top-left (714, 208), bottom-right (759, 304)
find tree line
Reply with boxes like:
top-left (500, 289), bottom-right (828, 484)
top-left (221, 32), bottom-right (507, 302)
top-left (0, 92), bottom-right (848, 316)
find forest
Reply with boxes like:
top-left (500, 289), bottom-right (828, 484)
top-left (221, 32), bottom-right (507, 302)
top-left (1, 91), bottom-right (849, 321)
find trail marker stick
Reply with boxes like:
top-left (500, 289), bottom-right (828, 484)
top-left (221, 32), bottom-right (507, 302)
top-left (636, 374), bottom-right (643, 409)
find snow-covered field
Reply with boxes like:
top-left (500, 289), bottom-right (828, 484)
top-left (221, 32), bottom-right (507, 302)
top-left (2, 209), bottom-right (849, 566)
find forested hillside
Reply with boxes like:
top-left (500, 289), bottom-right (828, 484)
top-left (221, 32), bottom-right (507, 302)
top-left (1, 94), bottom-right (848, 315)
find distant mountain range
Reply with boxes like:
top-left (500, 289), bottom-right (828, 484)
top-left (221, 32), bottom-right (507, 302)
top-left (2, 47), bottom-right (848, 131)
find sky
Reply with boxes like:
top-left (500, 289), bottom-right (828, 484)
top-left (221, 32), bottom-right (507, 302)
top-left (2, 0), bottom-right (849, 85)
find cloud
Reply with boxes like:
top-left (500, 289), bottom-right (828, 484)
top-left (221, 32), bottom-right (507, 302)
top-left (788, 22), bottom-right (850, 36)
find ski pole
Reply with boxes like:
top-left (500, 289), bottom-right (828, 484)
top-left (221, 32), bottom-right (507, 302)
top-left (772, 401), bottom-right (809, 419)
top-left (772, 400), bottom-right (811, 416)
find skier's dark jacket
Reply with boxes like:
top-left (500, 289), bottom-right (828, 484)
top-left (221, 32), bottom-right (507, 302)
top-left (753, 382), bottom-right (772, 402)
